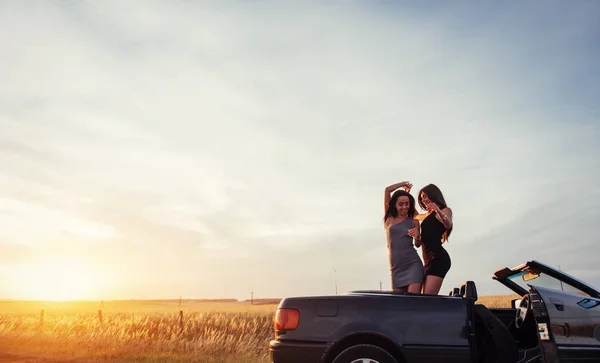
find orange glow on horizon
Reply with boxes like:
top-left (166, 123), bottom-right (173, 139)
top-left (15, 259), bottom-right (104, 301)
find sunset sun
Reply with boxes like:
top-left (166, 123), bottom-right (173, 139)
top-left (18, 259), bottom-right (103, 301)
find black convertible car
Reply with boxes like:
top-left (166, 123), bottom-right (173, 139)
top-left (269, 260), bottom-right (600, 363)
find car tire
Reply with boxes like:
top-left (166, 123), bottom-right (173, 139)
top-left (332, 344), bottom-right (398, 363)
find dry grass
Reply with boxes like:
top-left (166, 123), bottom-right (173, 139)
top-left (0, 300), bottom-right (275, 363)
top-left (0, 295), bottom-right (516, 362)
top-left (477, 294), bottom-right (520, 308)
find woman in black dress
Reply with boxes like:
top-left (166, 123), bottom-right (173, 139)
top-left (416, 184), bottom-right (453, 295)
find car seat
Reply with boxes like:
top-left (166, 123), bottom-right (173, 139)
top-left (473, 304), bottom-right (519, 363)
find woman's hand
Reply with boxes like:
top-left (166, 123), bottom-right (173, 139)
top-left (400, 181), bottom-right (413, 192)
top-left (409, 226), bottom-right (422, 247)
top-left (386, 181), bottom-right (412, 193)
top-left (426, 203), bottom-right (440, 214)
top-left (407, 227), bottom-right (420, 240)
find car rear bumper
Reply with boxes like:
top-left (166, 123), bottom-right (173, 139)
top-left (269, 339), bottom-right (331, 363)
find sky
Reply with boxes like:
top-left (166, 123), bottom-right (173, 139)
top-left (1, 1), bottom-right (599, 301)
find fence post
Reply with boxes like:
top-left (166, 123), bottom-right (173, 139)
top-left (179, 310), bottom-right (184, 333)
top-left (98, 300), bottom-right (104, 323)
top-left (178, 296), bottom-right (184, 333)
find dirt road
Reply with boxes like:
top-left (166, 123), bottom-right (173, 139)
top-left (0, 354), bottom-right (85, 363)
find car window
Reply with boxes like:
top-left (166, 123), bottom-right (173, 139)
top-left (508, 270), bottom-right (591, 297)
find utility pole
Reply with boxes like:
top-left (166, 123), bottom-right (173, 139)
top-left (380, 281), bottom-right (382, 291)
top-left (251, 292), bottom-right (254, 305)
top-left (558, 265), bottom-right (564, 291)
top-left (334, 269), bottom-right (338, 295)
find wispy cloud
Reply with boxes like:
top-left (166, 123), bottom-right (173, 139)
top-left (1, 1), bottom-right (599, 299)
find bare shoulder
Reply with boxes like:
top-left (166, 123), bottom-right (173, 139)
top-left (383, 218), bottom-right (390, 229)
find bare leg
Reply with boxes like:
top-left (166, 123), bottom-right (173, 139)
top-left (422, 275), bottom-right (444, 295)
top-left (407, 283), bottom-right (422, 294)
top-left (393, 286), bottom-right (407, 293)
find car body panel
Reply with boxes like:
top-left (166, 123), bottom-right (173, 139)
top-left (271, 293), bottom-right (472, 363)
top-left (269, 339), bottom-right (330, 363)
top-left (533, 286), bottom-right (600, 362)
top-left (269, 260), bottom-right (600, 363)
top-left (494, 260), bottom-right (600, 363)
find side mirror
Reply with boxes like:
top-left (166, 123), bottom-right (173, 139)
top-left (511, 298), bottom-right (520, 309)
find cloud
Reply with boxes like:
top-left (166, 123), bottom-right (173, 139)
top-left (0, 195), bottom-right (118, 246)
top-left (0, 1), bottom-right (599, 299)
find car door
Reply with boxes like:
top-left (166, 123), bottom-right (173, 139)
top-left (533, 285), bottom-right (600, 362)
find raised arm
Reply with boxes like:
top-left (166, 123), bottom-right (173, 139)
top-left (384, 181), bottom-right (412, 213)
top-left (426, 203), bottom-right (453, 229)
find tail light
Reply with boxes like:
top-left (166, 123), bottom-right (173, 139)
top-left (274, 308), bottom-right (299, 331)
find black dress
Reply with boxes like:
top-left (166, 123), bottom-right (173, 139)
top-left (420, 211), bottom-right (451, 278)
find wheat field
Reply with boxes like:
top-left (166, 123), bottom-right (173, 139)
top-left (0, 295), bottom-right (515, 362)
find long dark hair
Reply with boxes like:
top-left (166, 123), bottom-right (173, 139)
top-left (418, 183), bottom-right (453, 240)
top-left (383, 189), bottom-right (416, 222)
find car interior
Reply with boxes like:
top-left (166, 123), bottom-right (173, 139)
top-left (450, 281), bottom-right (541, 363)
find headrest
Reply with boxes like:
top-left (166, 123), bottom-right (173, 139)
top-left (460, 281), bottom-right (478, 301)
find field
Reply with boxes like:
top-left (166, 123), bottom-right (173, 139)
top-left (0, 295), bottom-right (517, 362)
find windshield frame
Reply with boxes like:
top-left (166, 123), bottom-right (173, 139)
top-left (493, 260), bottom-right (600, 298)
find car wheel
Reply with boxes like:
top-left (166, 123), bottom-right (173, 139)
top-left (332, 344), bottom-right (398, 363)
